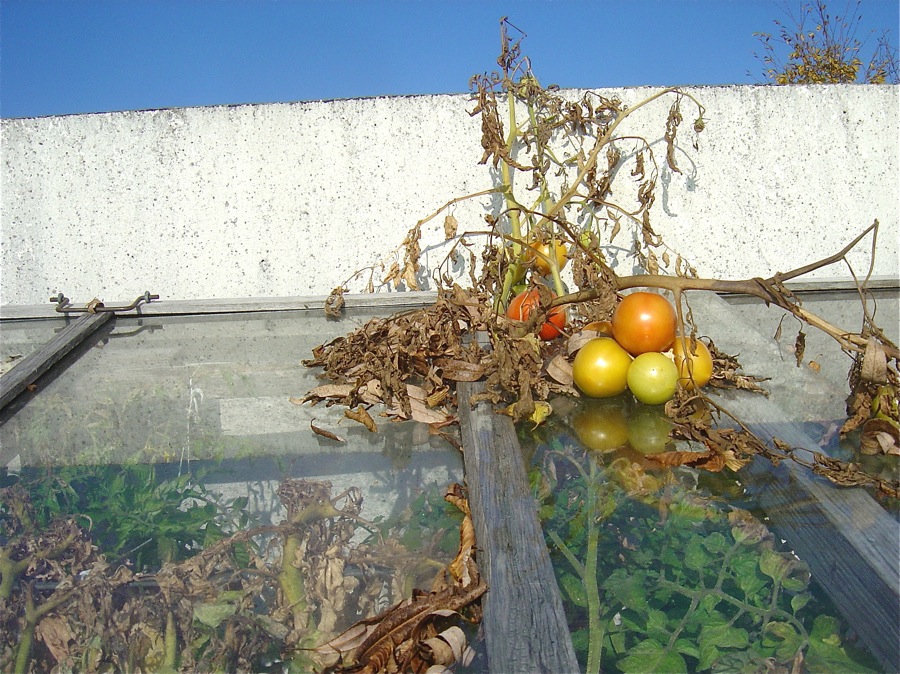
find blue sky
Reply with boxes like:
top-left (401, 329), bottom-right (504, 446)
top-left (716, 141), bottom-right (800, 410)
top-left (1, 0), bottom-right (897, 119)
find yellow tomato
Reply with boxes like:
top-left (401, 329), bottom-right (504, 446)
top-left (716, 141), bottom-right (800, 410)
top-left (527, 241), bottom-right (568, 277)
top-left (572, 338), bottom-right (633, 398)
top-left (672, 336), bottom-right (713, 390)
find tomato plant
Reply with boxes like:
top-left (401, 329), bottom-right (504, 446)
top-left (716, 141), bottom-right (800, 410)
top-left (526, 240), bottom-right (568, 277)
top-left (572, 397), bottom-right (630, 452)
top-left (672, 336), bottom-right (713, 389)
top-left (626, 352), bottom-right (679, 405)
top-left (507, 287), bottom-right (566, 340)
top-left (572, 337), bottom-right (633, 398)
top-left (611, 291), bottom-right (677, 355)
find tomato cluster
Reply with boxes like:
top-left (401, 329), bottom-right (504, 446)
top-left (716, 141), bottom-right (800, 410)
top-left (572, 291), bottom-right (713, 405)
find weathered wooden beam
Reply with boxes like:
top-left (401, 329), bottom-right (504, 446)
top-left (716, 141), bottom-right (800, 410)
top-left (0, 312), bottom-right (112, 410)
top-left (458, 376), bottom-right (579, 674)
top-left (737, 404), bottom-right (899, 673)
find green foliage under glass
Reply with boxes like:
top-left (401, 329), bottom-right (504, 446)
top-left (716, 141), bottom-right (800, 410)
top-left (19, 464), bottom-right (251, 570)
top-left (530, 429), bottom-right (880, 673)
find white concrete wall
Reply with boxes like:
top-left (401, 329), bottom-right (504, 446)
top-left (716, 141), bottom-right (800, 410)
top-left (1, 85), bottom-right (897, 307)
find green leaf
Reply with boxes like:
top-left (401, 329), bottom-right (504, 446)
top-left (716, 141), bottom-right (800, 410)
top-left (674, 638), bottom-right (699, 659)
top-left (701, 531), bottom-right (729, 554)
top-left (645, 608), bottom-right (670, 642)
top-left (603, 569), bottom-right (649, 613)
top-left (684, 534), bottom-right (711, 572)
top-left (805, 614), bottom-right (878, 673)
top-left (758, 549), bottom-right (792, 581)
top-left (763, 621), bottom-right (803, 661)
top-left (618, 639), bottom-right (687, 674)
top-left (193, 601), bottom-right (237, 628)
top-left (560, 573), bottom-right (589, 608)
top-left (790, 592), bottom-right (811, 614)
top-left (698, 623), bottom-right (750, 668)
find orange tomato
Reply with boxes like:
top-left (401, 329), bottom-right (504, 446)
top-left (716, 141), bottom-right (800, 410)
top-left (611, 291), bottom-right (677, 355)
top-left (506, 288), bottom-right (567, 340)
top-left (672, 336), bottom-right (713, 389)
top-left (572, 337), bottom-right (633, 397)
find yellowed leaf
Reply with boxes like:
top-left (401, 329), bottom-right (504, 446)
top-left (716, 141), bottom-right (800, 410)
top-left (345, 406), bottom-right (377, 432)
top-left (443, 214), bottom-right (459, 240)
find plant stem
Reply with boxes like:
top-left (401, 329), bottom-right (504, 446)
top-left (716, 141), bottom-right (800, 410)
top-left (583, 462), bottom-right (604, 674)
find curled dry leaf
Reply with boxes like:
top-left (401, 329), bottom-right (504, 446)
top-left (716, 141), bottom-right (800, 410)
top-left (311, 421), bottom-right (346, 443)
top-left (345, 406), bottom-right (377, 432)
top-left (324, 286), bottom-right (346, 318)
top-left (861, 337), bottom-right (888, 384)
top-left (859, 418), bottom-right (900, 455)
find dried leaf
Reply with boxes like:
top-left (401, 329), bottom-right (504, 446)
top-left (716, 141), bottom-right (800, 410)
top-left (794, 329), bottom-right (806, 367)
top-left (859, 418), bottom-right (900, 455)
top-left (443, 214), bottom-right (459, 240)
top-left (546, 354), bottom-right (574, 386)
top-left (324, 286), bottom-right (346, 317)
top-left (35, 615), bottom-right (75, 664)
top-left (315, 622), bottom-right (374, 656)
top-left (861, 337), bottom-right (888, 384)
top-left (345, 406), bottom-right (377, 432)
top-left (434, 357), bottom-right (484, 382)
top-left (296, 384), bottom-right (353, 402)
top-left (311, 421), bottom-right (345, 443)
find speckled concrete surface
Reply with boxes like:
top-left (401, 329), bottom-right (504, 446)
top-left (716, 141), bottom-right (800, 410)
top-left (1, 86), bottom-right (896, 306)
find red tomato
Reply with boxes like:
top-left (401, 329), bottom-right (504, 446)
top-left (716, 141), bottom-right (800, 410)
top-left (506, 288), bottom-right (567, 340)
top-left (611, 291), bottom-right (677, 355)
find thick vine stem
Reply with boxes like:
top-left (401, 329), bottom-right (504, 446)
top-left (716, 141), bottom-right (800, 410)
top-left (550, 271), bottom-right (899, 362)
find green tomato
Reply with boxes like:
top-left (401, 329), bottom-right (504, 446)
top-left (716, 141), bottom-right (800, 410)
top-left (626, 352), bottom-right (678, 405)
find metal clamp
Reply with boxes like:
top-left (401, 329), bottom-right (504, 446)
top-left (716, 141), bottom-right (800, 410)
top-left (50, 291), bottom-right (159, 314)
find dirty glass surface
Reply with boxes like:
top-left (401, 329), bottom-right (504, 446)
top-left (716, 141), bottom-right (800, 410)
top-left (0, 306), bottom-right (475, 673)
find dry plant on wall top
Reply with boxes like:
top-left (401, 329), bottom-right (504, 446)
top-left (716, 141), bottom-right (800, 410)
top-left (754, 0), bottom-right (899, 84)
top-left (302, 18), bottom-right (899, 500)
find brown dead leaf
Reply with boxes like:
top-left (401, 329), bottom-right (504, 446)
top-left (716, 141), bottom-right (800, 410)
top-left (311, 421), bottom-right (345, 443)
top-left (546, 353), bottom-right (574, 386)
top-left (793, 329), bottom-right (806, 367)
top-left (434, 357), bottom-right (484, 382)
top-left (443, 214), bottom-right (458, 240)
top-left (324, 286), bottom-right (346, 317)
top-left (859, 418), bottom-right (900, 455)
top-left (296, 384), bottom-right (353, 402)
top-left (35, 615), bottom-right (76, 664)
top-left (422, 626), bottom-right (471, 667)
top-left (861, 337), bottom-right (888, 384)
top-left (345, 406), bottom-right (377, 432)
